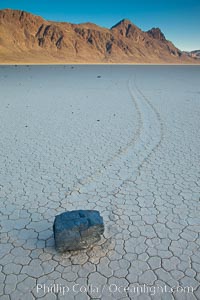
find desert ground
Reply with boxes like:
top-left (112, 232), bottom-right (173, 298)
top-left (0, 65), bottom-right (200, 299)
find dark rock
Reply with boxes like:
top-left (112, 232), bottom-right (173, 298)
top-left (53, 210), bottom-right (104, 252)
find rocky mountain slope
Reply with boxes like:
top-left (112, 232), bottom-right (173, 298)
top-left (0, 9), bottom-right (197, 63)
top-left (189, 50), bottom-right (200, 59)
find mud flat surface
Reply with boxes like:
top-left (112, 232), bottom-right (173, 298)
top-left (0, 65), bottom-right (200, 299)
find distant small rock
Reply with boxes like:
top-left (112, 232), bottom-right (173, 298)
top-left (97, 75), bottom-right (101, 78)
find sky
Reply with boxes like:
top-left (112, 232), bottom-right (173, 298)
top-left (0, 0), bottom-right (199, 51)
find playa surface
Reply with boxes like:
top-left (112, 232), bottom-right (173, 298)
top-left (0, 65), bottom-right (200, 299)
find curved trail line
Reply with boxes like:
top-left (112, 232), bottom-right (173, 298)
top-left (64, 75), bottom-right (164, 204)
top-left (127, 76), bottom-right (164, 178)
top-left (99, 75), bottom-right (164, 198)
top-left (64, 76), bottom-right (143, 197)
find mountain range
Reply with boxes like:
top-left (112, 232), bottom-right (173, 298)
top-left (184, 50), bottom-right (200, 59)
top-left (0, 9), bottom-right (199, 64)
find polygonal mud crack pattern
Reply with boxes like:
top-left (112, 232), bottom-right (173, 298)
top-left (0, 65), bottom-right (200, 300)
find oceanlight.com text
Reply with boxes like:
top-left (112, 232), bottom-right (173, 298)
top-left (36, 283), bottom-right (194, 296)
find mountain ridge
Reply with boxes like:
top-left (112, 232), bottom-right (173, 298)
top-left (0, 9), bottom-right (198, 64)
